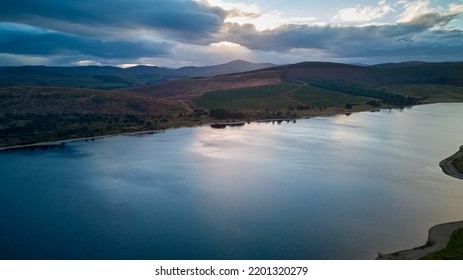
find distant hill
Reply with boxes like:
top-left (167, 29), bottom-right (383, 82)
top-left (1, 60), bottom-right (463, 148)
top-left (277, 61), bottom-right (463, 87)
top-left (0, 86), bottom-right (180, 115)
top-left (128, 69), bottom-right (282, 100)
top-left (175, 60), bottom-right (275, 77)
top-left (127, 61), bottom-right (463, 99)
top-left (0, 60), bottom-right (275, 89)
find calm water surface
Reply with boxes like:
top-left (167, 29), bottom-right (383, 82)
top-left (1, 103), bottom-right (463, 259)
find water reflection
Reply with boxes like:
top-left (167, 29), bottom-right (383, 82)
top-left (1, 104), bottom-right (463, 259)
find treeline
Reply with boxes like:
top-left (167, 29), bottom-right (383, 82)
top-left (0, 112), bottom-right (173, 147)
top-left (309, 81), bottom-right (419, 106)
top-left (209, 108), bottom-right (245, 120)
top-left (1, 113), bottom-right (167, 135)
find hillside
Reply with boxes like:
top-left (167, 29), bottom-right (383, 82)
top-left (280, 61), bottom-right (463, 87)
top-left (0, 86), bottom-right (187, 148)
top-left (128, 61), bottom-right (463, 99)
top-left (1, 61), bottom-right (463, 149)
top-left (128, 69), bottom-right (282, 99)
top-left (0, 60), bottom-right (275, 89)
top-left (175, 60), bottom-right (275, 77)
top-left (125, 61), bottom-right (463, 114)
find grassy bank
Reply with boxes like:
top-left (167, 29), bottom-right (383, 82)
top-left (422, 228), bottom-right (463, 259)
top-left (453, 155), bottom-right (463, 173)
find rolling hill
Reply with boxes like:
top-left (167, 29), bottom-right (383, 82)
top-left (125, 61), bottom-right (463, 111)
top-left (1, 60), bottom-right (463, 148)
top-left (0, 86), bottom-right (186, 148)
top-left (0, 60), bottom-right (275, 89)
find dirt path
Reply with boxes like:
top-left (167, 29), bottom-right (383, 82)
top-left (178, 100), bottom-right (194, 114)
top-left (280, 84), bottom-right (305, 105)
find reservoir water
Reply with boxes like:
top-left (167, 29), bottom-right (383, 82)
top-left (1, 103), bottom-right (463, 259)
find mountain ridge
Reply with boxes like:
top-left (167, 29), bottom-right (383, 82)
top-left (0, 60), bottom-right (276, 89)
top-left (127, 61), bottom-right (463, 99)
top-left (1, 60), bottom-right (463, 148)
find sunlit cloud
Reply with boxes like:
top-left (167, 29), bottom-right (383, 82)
top-left (209, 41), bottom-right (244, 48)
top-left (132, 40), bottom-right (254, 67)
top-left (201, 0), bottom-right (316, 30)
top-left (1, 0), bottom-right (463, 66)
top-left (450, 3), bottom-right (463, 13)
top-left (72, 60), bottom-right (102, 66)
top-left (117, 63), bottom-right (142, 68)
top-left (332, 0), bottom-right (394, 23)
top-left (226, 11), bottom-right (316, 31)
top-left (397, 0), bottom-right (438, 23)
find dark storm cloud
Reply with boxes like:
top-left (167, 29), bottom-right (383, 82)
top-left (0, 0), bottom-right (462, 65)
top-left (220, 10), bottom-right (463, 60)
top-left (0, 23), bottom-right (170, 59)
top-left (223, 9), bottom-right (461, 51)
top-left (0, 0), bottom-right (226, 41)
top-left (0, 0), bottom-right (224, 64)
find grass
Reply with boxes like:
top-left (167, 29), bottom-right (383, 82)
top-left (291, 84), bottom-right (375, 108)
top-left (380, 84), bottom-right (463, 103)
top-left (453, 155), bottom-right (463, 173)
top-left (422, 228), bottom-right (463, 259)
top-left (2, 80), bottom-right (462, 149)
top-left (194, 82), bottom-right (378, 112)
top-left (194, 82), bottom-right (299, 110)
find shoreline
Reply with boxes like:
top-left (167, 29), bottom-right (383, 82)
top-left (439, 145), bottom-right (463, 180)
top-left (0, 105), bottom-right (380, 152)
top-left (2, 102), bottom-right (463, 259)
top-left (377, 146), bottom-right (463, 260)
top-left (377, 220), bottom-right (463, 260)
top-left (0, 128), bottom-right (177, 152)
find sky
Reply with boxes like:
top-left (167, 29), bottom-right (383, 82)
top-left (0, 0), bottom-right (462, 67)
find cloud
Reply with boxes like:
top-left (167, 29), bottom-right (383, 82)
top-left (0, 0), bottom-right (462, 66)
top-left (395, 0), bottom-right (463, 30)
top-left (219, 15), bottom-right (463, 62)
top-left (202, 0), bottom-right (316, 31)
top-left (0, 23), bottom-right (171, 59)
top-left (226, 10), bottom-right (317, 31)
top-left (0, 0), bottom-right (226, 43)
top-left (139, 40), bottom-right (254, 67)
top-left (397, 0), bottom-right (437, 23)
top-left (397, 0), bottom-right (463, 24)
top-left (332, 0), bottom-right (394, 23)
top-left (206, 0), bottom-right (463, 62)
top-left (450, 3), bottom-right (463, 14)
top-left (72, 60), bottom-right (102, 66)
top-left (403, 12), bottom-right (460, 28)
top-left (0, 53), bottom-right (50, 66)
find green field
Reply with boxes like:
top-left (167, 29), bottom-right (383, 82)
top-left (291, 84), bottom-right (374, 107)
top-left (454, 156), bottom-right (463, 173)
top-left (2, 61), bottom-right (463, 149)
top-left (194, 82), bottom-right (377, 112)
top-left (194, 82), bottom-right (299, 111)
top-left (380, 84), bottom-right (463, 103)
top-left (422, 228), bottom-right (463, 259)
